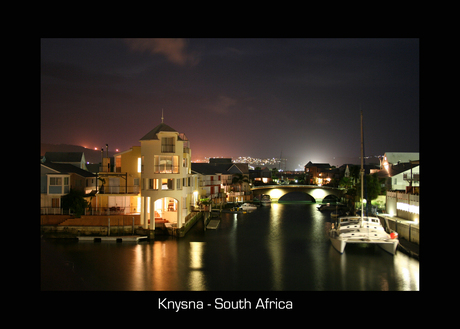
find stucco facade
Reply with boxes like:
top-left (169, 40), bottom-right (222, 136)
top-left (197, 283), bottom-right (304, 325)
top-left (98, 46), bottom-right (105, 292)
top-left (139, 122), bottom-right (199, 230)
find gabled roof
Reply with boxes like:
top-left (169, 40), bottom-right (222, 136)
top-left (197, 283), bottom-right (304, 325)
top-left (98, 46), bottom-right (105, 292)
top-left (44, 152), bottom-right (85, 163)
top-left (384, 152), bottom-right (419, 165)
top-left (191, 162), bottom-right (249, 175)
top-left (305, 161), bottom-right (331, 168)
top-left (41, 162), bottom-right (96, 178)
top-left (139, 123), bottom-right (178, 141)
top-left (378, 163), bottom-right (419, 178)
top-left (191, 163), bottom-right (231, 175)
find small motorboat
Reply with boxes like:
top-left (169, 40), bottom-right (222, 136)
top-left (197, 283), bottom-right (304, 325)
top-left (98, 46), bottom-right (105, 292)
top-left (261, 194), bottom-right (271, 206)
top-left (240, 203), bottom-right (257, 211)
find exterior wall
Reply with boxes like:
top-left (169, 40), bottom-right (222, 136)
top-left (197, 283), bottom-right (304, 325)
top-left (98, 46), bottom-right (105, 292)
top-left (386, 191), bottom-right (419, 222)
top-left (119, 146), bottom-right (142, 189)
top-left (389, 166), bottom-right (420, 191)
top-left (140, 130), bottom-right (193, 230)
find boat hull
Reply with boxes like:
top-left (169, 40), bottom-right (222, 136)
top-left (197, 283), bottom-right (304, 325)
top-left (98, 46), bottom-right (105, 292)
top-left (330, 235), bottom-right (346, 253)
top-left (329, 234), bottom-right (399, 255)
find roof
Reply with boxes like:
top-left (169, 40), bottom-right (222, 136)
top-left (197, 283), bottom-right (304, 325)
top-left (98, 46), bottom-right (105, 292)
top-left (139, 123), bottom-right (178, 141)
top-left (378, 163), bottom-right (419, 178)
top-left (41, 162), bottom-right (96, 178)
top-left (44, 152), bottom-right (85, 163)
top-left (384, 152), bottom-right (419, 165)
top-left (191, 163), bottom-right (233, 175)
top-left (305, 161), bottom-right (331, 168)
top-left (191, 162), bottom-right (249, 175)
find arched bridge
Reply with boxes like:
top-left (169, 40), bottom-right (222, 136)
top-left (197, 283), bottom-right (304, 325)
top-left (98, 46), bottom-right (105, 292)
top-left (252, 185), bottom-right (344, 203)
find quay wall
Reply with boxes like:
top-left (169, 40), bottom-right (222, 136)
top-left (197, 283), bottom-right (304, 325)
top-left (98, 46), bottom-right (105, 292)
top-left (379, 215), bottom-right (419, 245)
top-left (40, 214), bottom-right (141, 226)
top-left (40, 213), bottom-right (203, 239)
top-left (41, 224), bottom-right (148, 238)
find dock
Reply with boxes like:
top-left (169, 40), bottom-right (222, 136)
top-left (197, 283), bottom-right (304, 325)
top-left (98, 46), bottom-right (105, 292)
top-left (206, 219), bottom-right (220, 230)
top-left (77, 235), bottom-right (148, 242)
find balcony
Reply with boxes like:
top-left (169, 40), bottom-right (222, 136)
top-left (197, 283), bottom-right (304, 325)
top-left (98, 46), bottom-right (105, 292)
top-left (403, 173), bottom-right (419, 182)
top-left (98, 185), bottom-right (140, 194)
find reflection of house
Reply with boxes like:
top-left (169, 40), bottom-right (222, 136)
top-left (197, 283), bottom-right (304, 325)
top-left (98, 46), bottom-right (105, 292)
top-left (40, 161), bottom-right (96, 214)
top-left (139, 122), bottom-right (200, 231)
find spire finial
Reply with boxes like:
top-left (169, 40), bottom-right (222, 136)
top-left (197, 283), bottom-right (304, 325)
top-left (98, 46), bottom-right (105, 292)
top-left (161, 109), bottom-right (164, 123)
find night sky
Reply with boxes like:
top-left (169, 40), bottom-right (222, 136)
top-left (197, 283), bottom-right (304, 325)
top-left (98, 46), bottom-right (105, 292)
top-left (40, 38), bottom-right (419, 169)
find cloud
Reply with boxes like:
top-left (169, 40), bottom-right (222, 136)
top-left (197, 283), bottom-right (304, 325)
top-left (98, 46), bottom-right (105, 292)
top-left (207, 95), bottom-right (237, 115)
top-left (123, 38), bottom-right (198, 66)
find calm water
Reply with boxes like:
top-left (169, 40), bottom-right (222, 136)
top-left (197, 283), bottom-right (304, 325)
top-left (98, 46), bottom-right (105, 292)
top-left (41, 203), bottom-right (419, 291)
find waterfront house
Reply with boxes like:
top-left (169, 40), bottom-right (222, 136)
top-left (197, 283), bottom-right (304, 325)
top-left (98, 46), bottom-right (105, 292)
top-left (304, 162), bottom-right (332, 185)
top-left (93, 146), bottom-right (142, 215)
top-left (43, 152), bottom-right (88, 171)
top-left (192, 158), bottom-right (251, 204)
top-left (381, 152), bottom-right (419, 171)
top-left (139, 122), bottom-right (200, 231)
top-left (378, 161), bottom-right (420, 193)
top-left (40, 161), bottom-right (96, 214)
top-left (250, 166), bottom-right (272, 185)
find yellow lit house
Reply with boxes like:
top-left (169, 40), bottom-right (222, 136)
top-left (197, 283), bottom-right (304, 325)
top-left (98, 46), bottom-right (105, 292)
top-left (95, 146), bottom-right (142, 215)
top-left (139, 122), bottom-right (202, 233)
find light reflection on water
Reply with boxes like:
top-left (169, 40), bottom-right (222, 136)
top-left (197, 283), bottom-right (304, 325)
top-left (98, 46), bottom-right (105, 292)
top-left (41, 203), bottom-right (419, 291)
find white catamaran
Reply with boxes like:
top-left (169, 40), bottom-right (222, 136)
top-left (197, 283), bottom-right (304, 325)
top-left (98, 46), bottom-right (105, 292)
top-left (329, 112), bottom-right (399, 255)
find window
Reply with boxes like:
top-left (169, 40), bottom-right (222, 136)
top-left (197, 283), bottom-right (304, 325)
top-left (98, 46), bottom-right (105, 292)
top-left (161, 137), bottom-right (175, 153)
top-left (154, 155), bottom-right (179, 173)
top-left (50, 177), bottom-right (62, 185)
top-left (148, 179), bottom-right (159, 190)
top-left (52, 198), bottom-right (60, 208)
top-left (161, 178), bottom-right (174, 190)
top-left (177, 178), bottom-right (182, 190)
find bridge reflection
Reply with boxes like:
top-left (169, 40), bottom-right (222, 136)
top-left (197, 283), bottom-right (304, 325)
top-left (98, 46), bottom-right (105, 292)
top-left (252, 185), bottom-right (344, 203)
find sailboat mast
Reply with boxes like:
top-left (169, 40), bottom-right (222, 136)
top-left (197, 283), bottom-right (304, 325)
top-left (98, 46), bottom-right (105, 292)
top-left (360, 111), bottom-right (364, 219)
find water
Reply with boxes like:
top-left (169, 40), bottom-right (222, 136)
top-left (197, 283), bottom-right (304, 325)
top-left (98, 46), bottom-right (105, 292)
top-left (41, 203), bottom-right (419, 291)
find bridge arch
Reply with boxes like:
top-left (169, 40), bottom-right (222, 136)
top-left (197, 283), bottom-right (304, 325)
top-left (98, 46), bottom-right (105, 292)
top-left (278, 191), bottom-right (315, 202)
top-left (252, 185), bottom-right (344, 203)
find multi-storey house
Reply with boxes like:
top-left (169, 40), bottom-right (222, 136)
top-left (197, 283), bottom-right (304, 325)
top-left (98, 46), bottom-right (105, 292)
top-left (192, 158), bottom-right (251, 204)
top-left (94, 146), bottom-right (142, 215)
top-left (40, 161), bottom-right (96, 214)
top-left (139, 122), bottom-right (201, 230)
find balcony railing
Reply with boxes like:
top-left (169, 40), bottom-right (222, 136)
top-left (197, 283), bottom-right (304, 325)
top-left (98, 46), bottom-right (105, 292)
top-left (41, 206), bottom-right (140, 216)
top-left (403, 173), bottom-right (420, 181)
top-left (98, 186), bottom-right (140, 194)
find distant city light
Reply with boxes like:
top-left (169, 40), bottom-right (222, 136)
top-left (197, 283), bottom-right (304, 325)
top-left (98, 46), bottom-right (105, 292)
top-left (94, 147), bottom-right (98, 150)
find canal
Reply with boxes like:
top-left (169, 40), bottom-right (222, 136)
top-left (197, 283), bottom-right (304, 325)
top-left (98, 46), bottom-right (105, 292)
top-left (41, 203), bottom-right (419, 291)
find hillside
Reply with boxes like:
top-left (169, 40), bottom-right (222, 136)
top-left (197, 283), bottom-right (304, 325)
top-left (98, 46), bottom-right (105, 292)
top-left (41, 143), bottom-right (117, 164)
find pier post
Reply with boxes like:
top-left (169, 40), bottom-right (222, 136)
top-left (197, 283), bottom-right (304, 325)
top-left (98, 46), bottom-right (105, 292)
top-left (132, 217), bottom-right (135, 235)
top-left (108, 218), bottom-right (110, 236)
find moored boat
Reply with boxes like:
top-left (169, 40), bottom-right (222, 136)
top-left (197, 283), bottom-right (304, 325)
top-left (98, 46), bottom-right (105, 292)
top-left (261, 194), bottom-right (271, 206)
top-left (329, 111), bottom-right (399, 255)
top-left (240, 203), bottom-right (257, 211)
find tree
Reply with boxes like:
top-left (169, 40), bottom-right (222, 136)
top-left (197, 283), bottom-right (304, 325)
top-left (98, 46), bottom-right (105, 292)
top-left (61, 189), bottom-right (89, 218)
top-left (232, 173), bottom-right (249, 192)
top-left (356, 173), bottom-right (381, 202)
top-left (339, 176), bottom-right (353, 189)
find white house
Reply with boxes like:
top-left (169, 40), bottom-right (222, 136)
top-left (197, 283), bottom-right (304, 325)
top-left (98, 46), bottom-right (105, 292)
top-left (139, 122), bottom-right (200, 230)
